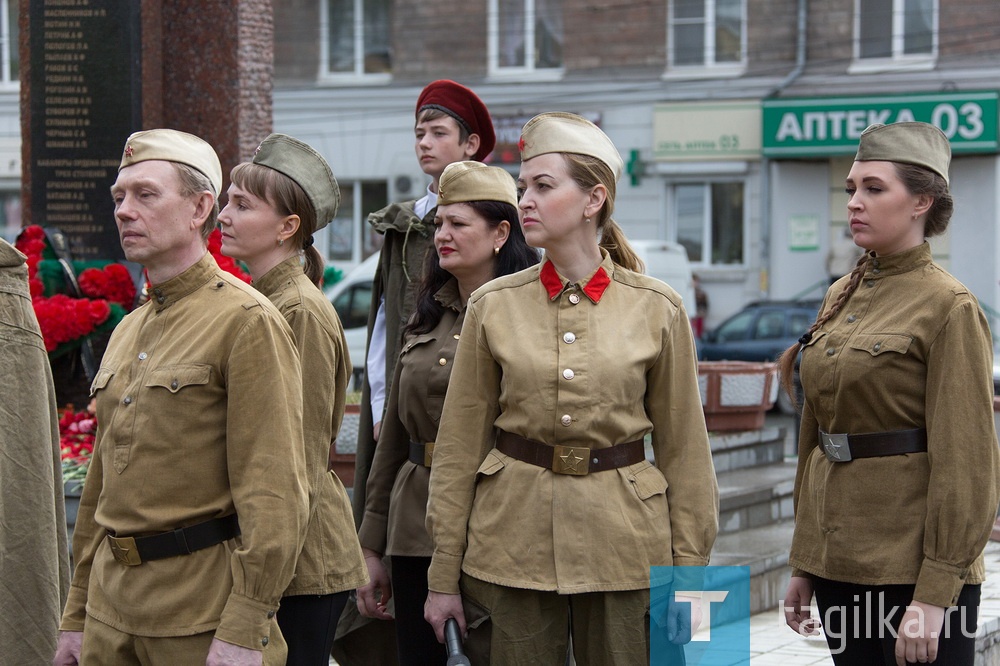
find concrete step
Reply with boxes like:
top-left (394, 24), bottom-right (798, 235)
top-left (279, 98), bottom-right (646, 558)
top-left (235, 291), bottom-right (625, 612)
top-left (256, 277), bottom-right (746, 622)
top-left (711, 520), bottom-right (795, 615)
top-left (709, 423), bottom-right (789, 473)
top-left (717, 460), bottom-right (797, 534)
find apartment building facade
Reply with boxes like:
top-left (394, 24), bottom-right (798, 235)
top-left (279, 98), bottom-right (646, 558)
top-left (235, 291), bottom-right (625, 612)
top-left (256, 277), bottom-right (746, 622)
top-left (272, 0), bottom-right (1000, 324)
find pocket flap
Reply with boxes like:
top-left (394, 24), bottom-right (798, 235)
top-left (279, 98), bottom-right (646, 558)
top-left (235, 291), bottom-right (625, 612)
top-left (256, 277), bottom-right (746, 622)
top-left (400, 333), bottom-right (437, 355)
top-left (90, 367), bottom-right (115, 395)
top-left (476, 449), bottom-right (507, 476)
top-left (849, 333), bottom-right (912, 356)
top-left (626, 461), bottom-right (668, 500)
top-left (801, 330), bottom-right (827, 348)
top-left (145, 364), bottom-right (212, 392)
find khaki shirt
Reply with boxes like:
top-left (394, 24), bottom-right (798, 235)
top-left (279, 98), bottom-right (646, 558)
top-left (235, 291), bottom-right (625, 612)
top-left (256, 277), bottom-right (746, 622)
top-left (0, 239), bottom-right (70, 663)
top-left (60, 253), bottom-right (309, 650)
top-left (254, 258), bottom-right (368, 595)
top-left (426, 252), bottom-right (719, 594)
top-left (359, 279), bottom-right (464, 557)
top-left (790, 242), bottom-right (1000, 608)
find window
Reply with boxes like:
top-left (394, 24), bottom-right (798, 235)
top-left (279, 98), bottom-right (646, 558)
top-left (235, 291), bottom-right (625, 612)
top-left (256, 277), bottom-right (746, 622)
top-left (670, 181), bottom-right (744, 266)
top-left (488, 0), bottom-right (563, 77)
top-left (853, 0), bottom-right (936, 70)
top-left (321, 0), bottom-right (391, 80)
top-left (1, 0), bottom-right (18, 86)
top-left (667, 0), bottom-right (745, 75)
top-left (322, 180), bottom-right (387, 263)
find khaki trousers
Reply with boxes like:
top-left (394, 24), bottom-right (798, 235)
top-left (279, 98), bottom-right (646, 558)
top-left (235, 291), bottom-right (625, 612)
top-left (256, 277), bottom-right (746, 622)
top-left (80, 614), bottom-right (288, 665)
top-left (460, 573), bottom-right (684, 665)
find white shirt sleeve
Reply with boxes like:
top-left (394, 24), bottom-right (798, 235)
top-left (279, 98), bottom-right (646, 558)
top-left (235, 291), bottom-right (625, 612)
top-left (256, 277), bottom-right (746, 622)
top-left (368, 298), bottom-right (387, 423)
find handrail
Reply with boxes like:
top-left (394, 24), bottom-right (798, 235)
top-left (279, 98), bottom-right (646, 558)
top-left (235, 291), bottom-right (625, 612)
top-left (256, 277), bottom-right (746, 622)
top-left (789, 279), bottom-right (829, 302)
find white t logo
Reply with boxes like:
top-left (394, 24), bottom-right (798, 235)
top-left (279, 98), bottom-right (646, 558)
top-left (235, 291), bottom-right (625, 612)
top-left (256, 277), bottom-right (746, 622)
top-left (675, 590), bottom-right (729, 641)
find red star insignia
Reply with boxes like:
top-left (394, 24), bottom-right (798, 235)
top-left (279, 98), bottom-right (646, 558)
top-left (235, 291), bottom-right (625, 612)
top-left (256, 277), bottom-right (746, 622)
top-left (124, 145), bottom-right (133, 157)
top-left (254, 143), bottom-right (263, 155)
top-left (518, 137), bottom-right (526, 152)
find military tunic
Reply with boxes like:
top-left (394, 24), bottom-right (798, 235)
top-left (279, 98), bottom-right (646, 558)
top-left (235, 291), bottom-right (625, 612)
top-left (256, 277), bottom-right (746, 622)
top-left (359, 279), bottom-right (464, 557)
top-left (353, 201), bottom-right (434, 527)
top-left (60, 253), bottom-right (309, 651)
top-left (0, 239), bottom-right (70, 663)
top-left (790, 242), bottom-right (1000, 608)
top-left (254, 257), bottom-right (368, 595)
top-left (426, 251), bottom-right (719, 595)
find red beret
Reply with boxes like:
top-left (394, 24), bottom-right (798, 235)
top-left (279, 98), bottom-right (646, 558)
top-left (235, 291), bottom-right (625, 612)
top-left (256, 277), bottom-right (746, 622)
top-left (416, 80), bottom-right (495, 162)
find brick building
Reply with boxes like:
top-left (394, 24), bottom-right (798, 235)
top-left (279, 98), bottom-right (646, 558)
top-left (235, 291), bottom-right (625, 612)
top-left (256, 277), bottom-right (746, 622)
top-left (268, 0), bottom-right (1000, 326)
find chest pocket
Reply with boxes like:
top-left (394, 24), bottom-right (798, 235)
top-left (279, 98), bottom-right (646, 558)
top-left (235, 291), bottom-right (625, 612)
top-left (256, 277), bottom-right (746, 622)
top-left (848, 333), bottom-right (913, 357)
top-left (145, 364), bottom-right (213, 392)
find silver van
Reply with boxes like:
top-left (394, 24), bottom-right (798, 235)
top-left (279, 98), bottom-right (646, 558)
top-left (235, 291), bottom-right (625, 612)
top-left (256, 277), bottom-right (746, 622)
top-left (630, 240), bottom-right (696, 315)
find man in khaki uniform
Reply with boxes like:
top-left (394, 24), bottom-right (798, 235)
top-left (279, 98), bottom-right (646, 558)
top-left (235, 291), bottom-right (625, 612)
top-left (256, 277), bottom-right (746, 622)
top-left (52, 129), bottom-right (308, 666)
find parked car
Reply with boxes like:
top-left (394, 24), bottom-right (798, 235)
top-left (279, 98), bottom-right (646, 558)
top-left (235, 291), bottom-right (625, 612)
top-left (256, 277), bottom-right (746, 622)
top-left (698, 299), bottom-right (821, 413)
top-left (324, 252), bottom-right (379, 388)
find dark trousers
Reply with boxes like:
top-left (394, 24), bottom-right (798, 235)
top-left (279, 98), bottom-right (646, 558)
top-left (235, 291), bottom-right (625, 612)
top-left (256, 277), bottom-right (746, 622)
top-left (277, 591), bottom-right (349, 666)
top-left (391, 555), bottom-right (447, 665)
top-left (813, 577), bottom-right (980, 665)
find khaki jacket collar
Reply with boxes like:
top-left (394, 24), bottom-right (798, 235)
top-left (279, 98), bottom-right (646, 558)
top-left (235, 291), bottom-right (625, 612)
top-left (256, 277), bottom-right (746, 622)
top-left (433, 277), bottom-right (464, 312)
top-left (538, 248), bottom-right (614, 303)
top-left (148, 252), bottom-right (218, 311)
top-left (865, 241), bottom-right (933, 279)
top-left (253, 256), bottom-right (302, 296)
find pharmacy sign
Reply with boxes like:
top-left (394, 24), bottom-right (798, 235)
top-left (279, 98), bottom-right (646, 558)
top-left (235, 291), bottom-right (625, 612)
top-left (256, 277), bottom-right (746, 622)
top-left (762, 91), bottom-right (998, 156)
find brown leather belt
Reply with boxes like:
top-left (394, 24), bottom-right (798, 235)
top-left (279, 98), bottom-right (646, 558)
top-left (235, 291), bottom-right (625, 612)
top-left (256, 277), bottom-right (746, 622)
top-left (106, 514), bottom-right (240, 566)
top-left (496, 430), bottom-right (645, 476)
top-left (819, 428), bottom-right (927, 463)
top-left (409, 440), bottom-right (435, 467)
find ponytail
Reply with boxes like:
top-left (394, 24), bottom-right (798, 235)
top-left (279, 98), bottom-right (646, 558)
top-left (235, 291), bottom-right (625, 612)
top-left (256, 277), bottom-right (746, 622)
top-left (600, 220), bottom-right (644, 273)
top-left (302, 244), bottom-right (324, 287)
top-left (777, 252), bottom-right (871, 408)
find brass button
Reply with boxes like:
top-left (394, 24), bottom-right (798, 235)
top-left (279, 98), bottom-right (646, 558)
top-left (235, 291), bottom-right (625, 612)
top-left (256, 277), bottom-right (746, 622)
top-left (825, 348), bottom-right (835, 356)
top-left (563, 332), bottom-right (576, 344)
top-left (847, 315), bottom-right (856, 323)
top-left (122, 396), bottom-right (132, 405)
top-left (560, 414), bottom-right (572, 426)
top-left (438, 358), bottom-right (447, 366)
top-left (453, 334), bottom-right (460, 340)
top-left (138, 352), bottom-right (147, 360)
top-left (562, 369), bottom-right (575, 380)
top-left (261, 637), bottom-right (269, 646)
top-left (568, 294), bottom-right (581, 304)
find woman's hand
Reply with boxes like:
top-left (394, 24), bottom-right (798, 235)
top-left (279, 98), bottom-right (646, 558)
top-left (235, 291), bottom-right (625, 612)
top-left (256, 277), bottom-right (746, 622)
top-left (783, 576), bottom-right (820, 636)
top-left (356, 548), bottom-right (393, 620)
top-left (895, 600), bottom-right (945, 665)
top-left (424, 591), bottom-right (466, 643)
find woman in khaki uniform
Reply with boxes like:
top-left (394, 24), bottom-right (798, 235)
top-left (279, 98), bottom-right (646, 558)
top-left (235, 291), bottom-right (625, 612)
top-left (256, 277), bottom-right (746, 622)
top-left (780, 122), bottom-right (1000, 665)
top-left (219, 133), bottom-right (368, 665)
top-left (423, 113), bottom-right (720, 664)
top-left (355, 161), bottom-right (539, 664)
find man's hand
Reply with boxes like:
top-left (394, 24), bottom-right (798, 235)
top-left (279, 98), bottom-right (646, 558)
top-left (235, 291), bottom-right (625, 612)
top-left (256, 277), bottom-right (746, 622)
top-left (52, 631), bottom-right (83, 665)
top-left (895, 600), bottom-right (945, 666)
top-left (206, 638), bottom-right (263, 666)
top-left (666, 594), bottom-right (703, 644)
top-left (783, 576), bottom-right (820, 636)
top-left (357, 548), bottom-right (393, 619)
top-left (425, 591), bottom-right (465, 644)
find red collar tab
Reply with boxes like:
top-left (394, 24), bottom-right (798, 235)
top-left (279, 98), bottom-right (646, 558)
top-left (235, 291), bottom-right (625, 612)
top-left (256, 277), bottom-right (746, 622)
top-left (538, 260), bottom-right (612, 303)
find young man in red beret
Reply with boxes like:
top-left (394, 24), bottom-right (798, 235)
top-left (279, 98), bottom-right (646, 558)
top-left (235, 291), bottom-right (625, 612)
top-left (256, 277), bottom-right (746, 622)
top-left (334, 80), bottom-right (494, 664)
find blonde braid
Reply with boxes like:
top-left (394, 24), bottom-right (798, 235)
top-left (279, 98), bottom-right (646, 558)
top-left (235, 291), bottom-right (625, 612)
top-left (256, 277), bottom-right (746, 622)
top-left (778, 252), bottom-right (871, 405)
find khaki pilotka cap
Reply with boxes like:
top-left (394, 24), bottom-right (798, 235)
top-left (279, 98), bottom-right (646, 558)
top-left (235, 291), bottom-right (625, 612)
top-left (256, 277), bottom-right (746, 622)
top-left (251, 133), bottom-right (341, 232)
top-left (437, 161), bottom-right (518, 207)
top-left (855, 122), bottom-right (952, 185)
top-left (518, 112), bottom-right (625, 183)
top-left (119, 129), bottom-right (224, 196)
